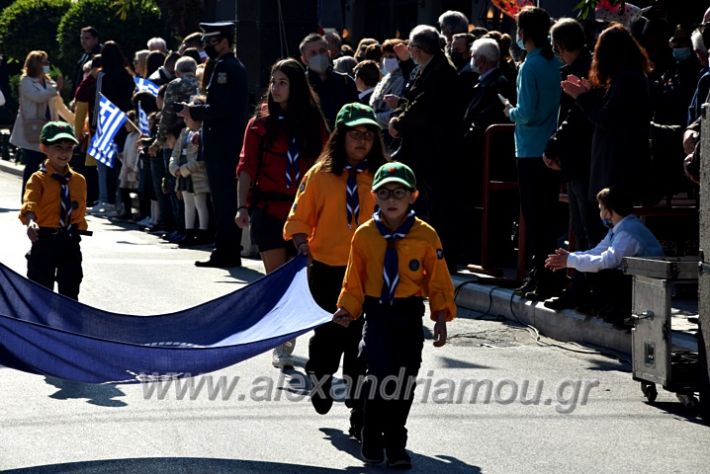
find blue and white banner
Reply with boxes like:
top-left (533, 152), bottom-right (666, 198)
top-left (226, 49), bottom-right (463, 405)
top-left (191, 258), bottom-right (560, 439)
top-left (134, 77), bottom-right (160, 96)
top-left (137, 101), bottom-right (150, 135)
top-left (87, 94), bottom-right (127, 168)
top-left (0, 256), bottom-right (330, 384)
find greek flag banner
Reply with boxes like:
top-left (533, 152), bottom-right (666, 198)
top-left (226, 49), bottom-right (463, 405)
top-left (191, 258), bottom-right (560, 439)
top-left (137, 101), bottom-right (150, 135)
top-left (134, 77), bottom-right (160, 96)
top-left (0, 256), bottom-right (330, 384)
top-left (87, 94), bottom-right (127, 168)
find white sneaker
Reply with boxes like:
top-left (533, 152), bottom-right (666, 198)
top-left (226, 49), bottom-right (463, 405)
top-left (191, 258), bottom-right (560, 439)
top-left (272, 344), bottom-right (295, 369)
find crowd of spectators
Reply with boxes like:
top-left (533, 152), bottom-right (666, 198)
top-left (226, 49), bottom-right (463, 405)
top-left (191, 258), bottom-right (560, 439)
top-left (10, 5), bottom-right (710, 324)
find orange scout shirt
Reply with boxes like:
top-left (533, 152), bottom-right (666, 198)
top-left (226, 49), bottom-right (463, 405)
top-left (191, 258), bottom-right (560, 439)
top-left (19, 161), bottom-right (88, 230)
top-left (337, 217), bottom-right (457, 321)
top-left (283, 161), bottom-right (376, 267)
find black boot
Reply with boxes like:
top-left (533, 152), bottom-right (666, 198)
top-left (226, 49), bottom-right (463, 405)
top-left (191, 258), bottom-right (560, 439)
top-left (177, 229), bottom-right (196, 248)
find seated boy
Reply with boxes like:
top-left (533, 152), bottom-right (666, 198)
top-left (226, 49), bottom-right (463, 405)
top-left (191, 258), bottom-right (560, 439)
top-left (333, 161), bottom-right (455, 469)
top-left (544, 186), bottom-right (664, 324)
top-left (19, 122), bottom-right (88, 300)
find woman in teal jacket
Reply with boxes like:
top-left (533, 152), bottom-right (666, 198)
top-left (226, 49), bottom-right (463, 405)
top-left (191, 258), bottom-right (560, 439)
top-left (504, 6), bottom-right (562, 300)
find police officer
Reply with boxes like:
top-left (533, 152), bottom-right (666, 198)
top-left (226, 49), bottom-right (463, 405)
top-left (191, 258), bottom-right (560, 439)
top-left (186, 22), bottom-right (248, 267)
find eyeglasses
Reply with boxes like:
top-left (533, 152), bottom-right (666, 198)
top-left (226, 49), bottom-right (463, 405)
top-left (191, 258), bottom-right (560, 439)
top-left (376, 188), bottom-right (409, 200)
top-left (347, 129), bottom-right (376, 142)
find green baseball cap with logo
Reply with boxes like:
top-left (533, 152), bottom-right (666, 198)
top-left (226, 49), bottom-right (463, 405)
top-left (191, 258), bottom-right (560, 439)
top-left (372, 161), bottom-right (417, 191)
top-left (40, 121), bottom-right (79, 145)
top-left (335, 103), bottom-right (381, 129)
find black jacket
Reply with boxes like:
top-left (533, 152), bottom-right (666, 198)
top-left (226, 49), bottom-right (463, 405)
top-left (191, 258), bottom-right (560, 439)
top-left (391, 53), bottom-right (461, 181)
top-left (576, 68), bottom-right (651, 200)
top-left (546, 49), bottom-right (593, 182)
top-left (71, 43), bottom-right (102, 99)
top-left (462, 67), bottom-right (513, 147)
top-left (307, 68), bottom-right (358, 129)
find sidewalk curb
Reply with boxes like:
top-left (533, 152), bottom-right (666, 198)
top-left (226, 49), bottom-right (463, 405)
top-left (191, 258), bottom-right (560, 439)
top-left (453, 275), bottom-right (698, 355)
top-left (0, 159), bottom-right (23, 178)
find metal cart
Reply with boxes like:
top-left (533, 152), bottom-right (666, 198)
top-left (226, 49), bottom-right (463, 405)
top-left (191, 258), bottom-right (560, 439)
top-left (622, 256), bottom-right (702, 408)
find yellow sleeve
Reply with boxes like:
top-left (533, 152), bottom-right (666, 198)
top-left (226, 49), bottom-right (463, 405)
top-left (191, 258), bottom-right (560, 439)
top-left (283, 168), bottom-right (320, 241)
top-left (19, 174), bottom-right (43, 224)
top-left (337, 231), bottom-right (367, 318)
top-left (74, 101), bottom-right (88, 139)
top-left (423, 232), bottom-right (457, 321)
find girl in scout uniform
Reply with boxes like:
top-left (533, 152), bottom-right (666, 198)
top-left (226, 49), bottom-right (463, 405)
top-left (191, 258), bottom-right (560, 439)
top-left (283, 103), bottom-right (386, 440)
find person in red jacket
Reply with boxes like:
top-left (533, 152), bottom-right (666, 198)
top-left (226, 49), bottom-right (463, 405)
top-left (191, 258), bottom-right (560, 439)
top-left (235, 58), bottom-right (328, 369)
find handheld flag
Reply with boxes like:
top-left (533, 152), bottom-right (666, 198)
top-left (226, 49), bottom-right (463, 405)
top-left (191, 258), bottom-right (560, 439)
top-left (87, 94), bottom-right (127, 168)
top-left (137, 101), bottom-right (151, 135)
top-left (134, 77), bottom-right (160, 96)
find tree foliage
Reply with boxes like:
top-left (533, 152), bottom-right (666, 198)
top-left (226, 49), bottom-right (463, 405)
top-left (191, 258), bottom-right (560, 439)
top-left (57, 0), bottom-right (165, 69)
top-left (0, 0), bottom-right (71, 69)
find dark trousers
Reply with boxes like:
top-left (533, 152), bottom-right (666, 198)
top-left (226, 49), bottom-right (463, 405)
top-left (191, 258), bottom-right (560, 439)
top-left (567, 177), bottom-right (606, 296)
top-left (589, 269), bottom-right (632, 321)
top-left (20, 149), bottom-right (45, 201)
top-left (149, 155), bottom-right (173, 228)
top-left (26, 233), bottom-right (83, 300)
top-left (204, 150), bottom-right (242, 258)
top-left (360, 296), bottom-right (424, 452)
top-left (306, 261), bottom-right (365, 419)
top-left (517, 157), bottom-right (559, 277)
top-left (83, 165), bottom-right (99, 207)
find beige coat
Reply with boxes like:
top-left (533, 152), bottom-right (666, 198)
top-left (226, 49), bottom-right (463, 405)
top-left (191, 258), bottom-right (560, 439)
top-left (169, 128), bottom-right (210, 194)
top-left (10, 76), bottom-right (73, 152)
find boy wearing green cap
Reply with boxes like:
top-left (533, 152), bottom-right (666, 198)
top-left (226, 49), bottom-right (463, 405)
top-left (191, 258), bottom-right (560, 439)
top-left (333, 161), bottom-right (456, 469)
top-left (19, 121), bottom-right (88, 300)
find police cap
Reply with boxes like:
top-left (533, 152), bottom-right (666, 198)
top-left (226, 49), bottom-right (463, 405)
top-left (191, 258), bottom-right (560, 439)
top-left (200, 21), bottom-right (234, 41)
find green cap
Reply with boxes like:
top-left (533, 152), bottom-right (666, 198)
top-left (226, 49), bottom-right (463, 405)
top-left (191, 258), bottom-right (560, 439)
top-left (335, 103), bottom-right (381, 129)
top-left (40, 121), bottom-right (78, 145)
top-left (372, 161), bottom-right (416, 191)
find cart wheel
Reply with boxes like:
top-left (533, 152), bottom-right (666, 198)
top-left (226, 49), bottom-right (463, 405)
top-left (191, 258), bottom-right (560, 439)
top-left (641, 382), bottom-right (657, 403)
top-left (676, 392), bottom-right (699, 410)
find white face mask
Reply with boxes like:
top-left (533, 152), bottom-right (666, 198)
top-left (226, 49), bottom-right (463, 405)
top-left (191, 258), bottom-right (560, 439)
top-left (42, 65), bottom-right (51, 75)
top-left (470, 58), bottom-right (480, 74)
top-left (382, 57), bottom-right (398, 74)
top-left (308, 53), bottom-right (330, 73)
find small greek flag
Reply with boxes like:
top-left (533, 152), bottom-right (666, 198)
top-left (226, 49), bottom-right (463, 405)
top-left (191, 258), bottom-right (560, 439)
top-left (137, 101), bottom-right (150, 135)
top-left (88, 94), bottom-right (127, 168)
top-left (134, 77), bottom-right (159, 96)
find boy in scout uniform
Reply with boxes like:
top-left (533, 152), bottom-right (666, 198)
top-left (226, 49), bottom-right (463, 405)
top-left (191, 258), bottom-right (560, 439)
top-left (333, 161), bottom-right (456, 469)
top-left (19, 122), bottom-right (88, 300)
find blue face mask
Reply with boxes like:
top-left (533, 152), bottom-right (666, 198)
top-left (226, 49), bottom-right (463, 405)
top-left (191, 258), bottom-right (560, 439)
top-left (516, 36), bottom-right (525, 50)
top-left (601, 218), bottom-right (614, 229)
top-left (672, 47), bottom-right (692, 62)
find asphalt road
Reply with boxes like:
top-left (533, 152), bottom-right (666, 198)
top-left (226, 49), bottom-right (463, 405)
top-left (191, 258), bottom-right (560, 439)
top-left (0, 169), bottom-right (708, 473)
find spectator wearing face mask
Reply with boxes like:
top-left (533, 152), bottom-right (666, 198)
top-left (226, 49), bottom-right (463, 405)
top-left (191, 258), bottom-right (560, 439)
top-left (450, 32), bottom-right (477, 99)
top-left (370, 39), bottom-right (406, 130)
top-left (300, 33), bottom-right (358, 129)
top-left (388, 25), bottom-right (463, 272)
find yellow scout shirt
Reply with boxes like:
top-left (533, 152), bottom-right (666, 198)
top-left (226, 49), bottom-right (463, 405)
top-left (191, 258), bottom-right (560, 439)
top-left (337, 217), bottom-right (456, 321)
top-left (283, 161), bottom-right (376, 266)
top-left (19, 161), bottom-right (88, 230)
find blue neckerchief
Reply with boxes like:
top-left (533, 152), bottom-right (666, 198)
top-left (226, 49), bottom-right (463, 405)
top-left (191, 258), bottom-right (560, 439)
top-left (372, 208), bottom-right (416, 304)
top-left (279, 115), bottom-right (300, 189)
top-left (344, 160), bottom-right (368, 229)
top-left (40, 163), bottom-right (72, 228)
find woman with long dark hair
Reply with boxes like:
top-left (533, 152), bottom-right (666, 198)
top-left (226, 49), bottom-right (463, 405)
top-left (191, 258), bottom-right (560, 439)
top-left (236, 58), bottom-right (328, 369)
top-left (284, 103), bottom-right (386, 435)
top-left (562, 22), bottom-right (652, 202)
top-left (504, 6), bottom-right (562, 301)
top-left (91, 41), bottom-right (134, 214)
